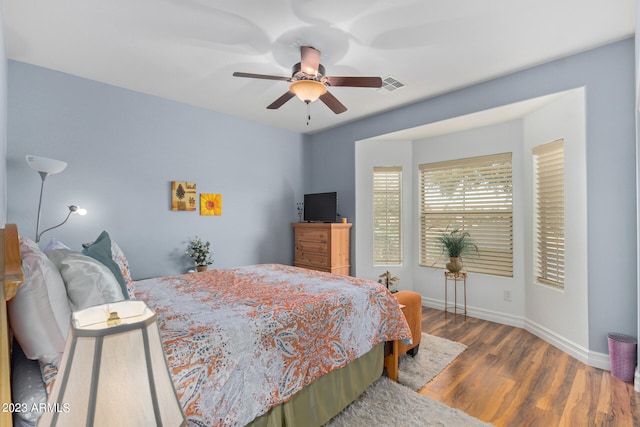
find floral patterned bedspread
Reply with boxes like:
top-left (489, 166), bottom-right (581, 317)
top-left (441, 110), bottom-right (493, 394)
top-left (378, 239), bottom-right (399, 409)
top-left (133, 264), bottom-right (411, 427)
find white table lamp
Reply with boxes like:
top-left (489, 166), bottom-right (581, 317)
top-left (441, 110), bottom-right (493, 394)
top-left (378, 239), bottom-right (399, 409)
top-left (37, 300), bottom-right (186, 427)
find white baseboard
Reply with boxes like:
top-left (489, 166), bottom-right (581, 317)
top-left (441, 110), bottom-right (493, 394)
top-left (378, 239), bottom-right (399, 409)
top-left (525, 318), bottom-right (610, 370)
top-left (422, 297), bottom-right (610, 370)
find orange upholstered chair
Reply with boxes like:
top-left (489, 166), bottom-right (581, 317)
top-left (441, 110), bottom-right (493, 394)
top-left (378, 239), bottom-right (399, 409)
top-left (394, 291), bottom-right (422, 356)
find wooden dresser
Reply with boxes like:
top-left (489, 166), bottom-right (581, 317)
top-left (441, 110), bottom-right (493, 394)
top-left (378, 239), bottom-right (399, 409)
top-left (292, 222), bottom-right (352, 275)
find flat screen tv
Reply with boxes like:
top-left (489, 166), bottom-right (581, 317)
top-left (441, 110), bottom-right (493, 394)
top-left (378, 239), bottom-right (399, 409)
top-left (304, 192), bottom-right (337, 223)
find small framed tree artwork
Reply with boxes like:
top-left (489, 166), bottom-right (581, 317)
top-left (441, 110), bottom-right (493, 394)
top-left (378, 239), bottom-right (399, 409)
top-left (171, 181), bottom-right (197, 211)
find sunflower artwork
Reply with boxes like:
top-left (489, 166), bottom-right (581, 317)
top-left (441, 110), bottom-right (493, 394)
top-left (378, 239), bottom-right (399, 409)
top-left (200, 193), bottom-right (222, 216)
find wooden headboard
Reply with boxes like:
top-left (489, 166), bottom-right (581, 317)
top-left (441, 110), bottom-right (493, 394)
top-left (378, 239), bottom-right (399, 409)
top-left (1, 224), bottom-right (24, 427)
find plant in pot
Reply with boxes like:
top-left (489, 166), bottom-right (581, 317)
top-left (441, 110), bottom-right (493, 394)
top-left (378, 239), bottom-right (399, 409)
top-left (185, 236), bottom-right (213, 272)
top-left (436, 227), bottom-right (478, 273)
top-left (378, 271), bottom-right (399, 293)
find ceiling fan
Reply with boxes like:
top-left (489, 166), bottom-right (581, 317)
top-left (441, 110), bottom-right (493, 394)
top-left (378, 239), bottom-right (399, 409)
top-left (233, 46), bottom-right (382, 118)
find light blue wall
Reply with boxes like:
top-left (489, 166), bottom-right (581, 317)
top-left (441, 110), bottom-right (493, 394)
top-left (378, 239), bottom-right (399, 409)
top-left (7, 61), bottom-right (306, 279)
top-left (308, 39), bottom-right (637, 354)
top-left (4, 39), bottom-right (636, 354)
top-left (0, 8), bottom-right (7, 223)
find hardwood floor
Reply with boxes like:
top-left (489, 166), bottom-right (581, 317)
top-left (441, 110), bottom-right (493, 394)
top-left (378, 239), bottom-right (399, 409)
top-left (418, 307), bottom-right (640, 426)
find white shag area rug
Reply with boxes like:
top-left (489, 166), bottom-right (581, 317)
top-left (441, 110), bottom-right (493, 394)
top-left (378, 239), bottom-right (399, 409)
top-left (398, 333), bottom-right (467, 391)
top-left (325, 333), bottom-right (491, 427)
top-left (325, 377), bottom-right (492, 427)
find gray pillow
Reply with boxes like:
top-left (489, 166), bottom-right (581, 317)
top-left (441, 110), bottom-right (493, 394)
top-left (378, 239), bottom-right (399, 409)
top-left (82, 231), bottom-right (129, 299)
top-left (11, 341), bottom-right (47, 425)
top-left (47, 249), bottom-right (124, 311)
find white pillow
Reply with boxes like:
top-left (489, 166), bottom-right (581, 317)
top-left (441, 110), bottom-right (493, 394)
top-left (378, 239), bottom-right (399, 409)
top-left (42, 237), bottom-right (70, 253)
top-left (47, 249), bottom-right (125, 311)
top-left (7, 238), bottom-right (71, 367)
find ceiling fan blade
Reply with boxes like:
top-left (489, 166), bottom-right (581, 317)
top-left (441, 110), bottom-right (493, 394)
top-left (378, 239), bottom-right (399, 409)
top-left (233, 72), bottom-right (291, 82)
top-left (319, 91), bottom-right (347, 114)
top-left (300, 46), bottom-right (321, 76)
top-left (325, 76), bottom-right (383, 88)
top-left (267, 91), bottom-right (295, 109)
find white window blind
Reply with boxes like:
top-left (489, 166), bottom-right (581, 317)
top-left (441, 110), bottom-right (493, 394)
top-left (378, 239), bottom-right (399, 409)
top-left (373, 166), bottom-right (402, 265)
top-left (533, 139), bottom-right (565, 288)
top-left (419, 153), bottom-right (513, 276)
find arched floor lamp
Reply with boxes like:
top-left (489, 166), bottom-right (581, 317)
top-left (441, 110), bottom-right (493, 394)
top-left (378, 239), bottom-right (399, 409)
top-left (26, 155), bottom-right (87, 243)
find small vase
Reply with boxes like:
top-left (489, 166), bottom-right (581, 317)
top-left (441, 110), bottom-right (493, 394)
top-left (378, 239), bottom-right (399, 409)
top-left (196, 265), bottom-right (208, 272)
top-left (446, 257), bottom-right (463, 273)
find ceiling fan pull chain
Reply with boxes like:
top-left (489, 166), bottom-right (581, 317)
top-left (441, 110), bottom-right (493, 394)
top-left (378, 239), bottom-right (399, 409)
top-left (306, 100), bottom-right (311, 125)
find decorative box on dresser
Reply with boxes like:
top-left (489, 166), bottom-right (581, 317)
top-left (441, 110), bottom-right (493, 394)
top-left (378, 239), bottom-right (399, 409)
top-left (292, 222), bottom-right (352, 276)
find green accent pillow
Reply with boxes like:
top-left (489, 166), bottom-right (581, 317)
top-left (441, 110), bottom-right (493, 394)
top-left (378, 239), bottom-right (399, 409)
top-left (82, 231), bottom-right (129, 299)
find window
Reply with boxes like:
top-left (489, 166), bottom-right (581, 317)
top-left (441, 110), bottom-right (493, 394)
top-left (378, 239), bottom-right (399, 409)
top-left (373, 166), bottom-right (402, 265)
top-left (533, 139), bottom-right (564, 288)
top-left (419, 153), bottom-right (513, 276)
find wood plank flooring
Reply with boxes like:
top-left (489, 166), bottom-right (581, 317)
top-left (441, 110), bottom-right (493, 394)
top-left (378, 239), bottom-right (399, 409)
top-left (418, 307), bottom-right (640, 426)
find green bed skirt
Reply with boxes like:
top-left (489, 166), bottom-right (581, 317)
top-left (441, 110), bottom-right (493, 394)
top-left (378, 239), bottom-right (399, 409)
top-left (246, 343), bottom-right (384, 427)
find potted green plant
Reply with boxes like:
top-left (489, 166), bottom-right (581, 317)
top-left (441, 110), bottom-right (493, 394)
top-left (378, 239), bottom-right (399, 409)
top-left (378, 271), bottom-right (399, 293)
top-left (436, 227), bottom-right (478, 273)
top-left (185, 236), bottom-right (214, 272)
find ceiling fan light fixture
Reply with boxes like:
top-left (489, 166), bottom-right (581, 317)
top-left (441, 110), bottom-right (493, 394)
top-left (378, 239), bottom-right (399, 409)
top-left (289, 80), bottom-right (327, 103)
top-left (233, 46), bottom-right (378, 114)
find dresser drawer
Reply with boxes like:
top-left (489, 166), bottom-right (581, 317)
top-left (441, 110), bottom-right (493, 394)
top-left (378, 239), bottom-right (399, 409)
top-left (296, 240), bottom-right (328, 254)
top-left (292, 222), bottom-right (351, 276)
top-left (296, 229), bottom-right (329, 242)
top-left (295, 252), bottom-right (330, 269)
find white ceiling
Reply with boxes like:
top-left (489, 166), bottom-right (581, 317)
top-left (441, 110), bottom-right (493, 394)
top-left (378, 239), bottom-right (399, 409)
top-left (2, 0), bottom-right (636, 135)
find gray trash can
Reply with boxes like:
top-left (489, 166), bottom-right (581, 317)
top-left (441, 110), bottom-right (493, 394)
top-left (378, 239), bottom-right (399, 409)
top-left (608, 333), bottom-right (637, 382)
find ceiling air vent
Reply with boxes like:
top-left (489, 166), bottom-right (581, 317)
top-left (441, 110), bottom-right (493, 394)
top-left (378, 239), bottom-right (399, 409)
top-left (381, 76), bottom-right (405, 92)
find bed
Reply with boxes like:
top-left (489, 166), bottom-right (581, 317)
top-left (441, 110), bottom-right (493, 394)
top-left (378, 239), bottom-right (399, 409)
top-left (0, 225), bottom-right (411, 427)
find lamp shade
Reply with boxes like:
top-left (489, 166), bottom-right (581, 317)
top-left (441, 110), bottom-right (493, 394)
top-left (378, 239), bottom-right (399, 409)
top-left (26, 155), bottom-right (67, 175)
top-left (38, 301), bottom-right (186, 427)
top-left (289, 80), bottom-right (327, 103)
